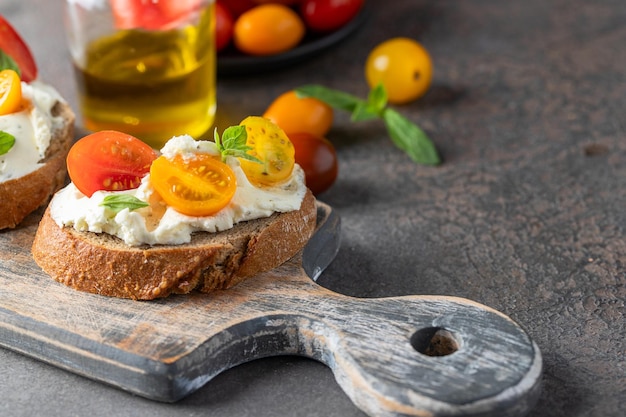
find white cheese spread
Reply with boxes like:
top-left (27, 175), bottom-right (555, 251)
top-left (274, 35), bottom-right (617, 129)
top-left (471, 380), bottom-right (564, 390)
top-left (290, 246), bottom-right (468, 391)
top-left (50, 135), bottom-right (308, 246)
top-left (0, 81), bottom-right (66, 181)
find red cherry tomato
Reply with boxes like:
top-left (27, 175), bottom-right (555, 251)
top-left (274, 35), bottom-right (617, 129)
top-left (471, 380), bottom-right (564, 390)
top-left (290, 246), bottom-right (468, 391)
top-left (300, 0), bottom-right (363, 33)
top-left (0, 15), bottom-right (38, 82)
top-left (216, 1), bottom-right (234, 52)
top-left (288, 132), bottom-right (338, 195)
top-left (220, 0), bottom-right (257, 17)
top-left (67, 131), bottom-right (157, 197)
top-left (110, 0), bottom-right (201, 30)
top-left (251, 0), bottom-right (302, 4)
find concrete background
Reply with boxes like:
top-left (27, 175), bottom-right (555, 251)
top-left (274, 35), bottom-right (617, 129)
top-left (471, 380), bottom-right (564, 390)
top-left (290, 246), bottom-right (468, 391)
top-left (1, 0), bottom-right (624, 416)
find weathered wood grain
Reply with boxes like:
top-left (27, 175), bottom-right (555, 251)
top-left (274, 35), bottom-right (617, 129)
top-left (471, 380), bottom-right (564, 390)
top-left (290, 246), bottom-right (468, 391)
top-left (0, 203), bottom-right (541, 417)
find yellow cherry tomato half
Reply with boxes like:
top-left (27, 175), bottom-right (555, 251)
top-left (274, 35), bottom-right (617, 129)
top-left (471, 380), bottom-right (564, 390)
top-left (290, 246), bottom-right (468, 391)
top-left (234, 4), bottom-right (305, 56)
top-left (0, 69), bottom-right (22, 115)
top-left (150, 153), bottom-right (237, 217)
top-left (239, 116), bottom-right (295, 186)
top-left (263, 90), bottom-right (334, 138)
top-left (365, 37), bottom-right (433, 104)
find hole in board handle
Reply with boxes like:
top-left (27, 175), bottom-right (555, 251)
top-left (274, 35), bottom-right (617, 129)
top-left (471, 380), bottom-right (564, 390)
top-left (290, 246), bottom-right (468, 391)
top-left (411, 327), bottom-right (460, 357)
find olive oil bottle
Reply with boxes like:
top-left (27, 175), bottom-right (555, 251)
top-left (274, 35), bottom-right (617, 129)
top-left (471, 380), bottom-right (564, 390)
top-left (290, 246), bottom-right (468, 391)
top-left (70, 5), bottom-right (215, 149)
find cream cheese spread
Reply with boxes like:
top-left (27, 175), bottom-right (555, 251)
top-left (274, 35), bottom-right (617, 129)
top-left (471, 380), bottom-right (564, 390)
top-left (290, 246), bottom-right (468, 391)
top-left (50, 135), bottom-right (308, 246)
top-left (0, 81), bottom-right (66, 181)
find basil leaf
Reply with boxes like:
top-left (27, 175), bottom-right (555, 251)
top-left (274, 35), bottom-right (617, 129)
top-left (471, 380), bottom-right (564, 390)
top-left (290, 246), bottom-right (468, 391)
top-left (383, 108), bottom-right (440, 165)
top-left (0, 51), bottom-right (20, 75)
top-left (351, 101), bottom-right (380, 122)
top-left (214, 125), bottom-right (262, 163)
top-left (367, 83), bottom-right (388, 114)
top-left (100, 194), bottom-right (149, 213)
top-left (295, 83), bottom-right (442, 165)
top-left (0, 131), bottom-right (16, 156)
top-left (295, 85), bottom-right (362, 113)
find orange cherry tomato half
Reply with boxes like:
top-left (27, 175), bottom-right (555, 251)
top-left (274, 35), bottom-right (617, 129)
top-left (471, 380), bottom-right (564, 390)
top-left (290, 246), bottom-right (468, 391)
top-left (288, 132), bottom-right (337, 195)
top-left (66, 130), bottom-right (157, 197)
top-left (239, 116), bottom-right (295, 186)
top-left (0, 69), bottom-right (22, 115)
top-left (150, 154), bottom-right (237, 216)
top-left (233, 4), bottom-right (305, 56)
top-left (0, 15), bottom-right (38, 82)
top-left (263, 90), bottom-right (334, 138)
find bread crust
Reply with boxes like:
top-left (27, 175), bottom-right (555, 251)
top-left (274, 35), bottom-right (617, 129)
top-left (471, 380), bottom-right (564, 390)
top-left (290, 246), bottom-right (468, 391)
top-left (0, 101), bottom-right (75, 229)
top-left (32, 189), bottom-right (317, 300)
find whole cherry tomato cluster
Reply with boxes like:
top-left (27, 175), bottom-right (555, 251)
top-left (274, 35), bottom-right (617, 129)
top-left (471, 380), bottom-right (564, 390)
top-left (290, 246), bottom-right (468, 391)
top-left (217, 0), bottom-right (364, 56)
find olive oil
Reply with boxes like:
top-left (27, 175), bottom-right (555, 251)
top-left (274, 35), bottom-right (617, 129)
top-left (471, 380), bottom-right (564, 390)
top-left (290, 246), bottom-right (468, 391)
top-left (73, 7), bottom-right (215, 149)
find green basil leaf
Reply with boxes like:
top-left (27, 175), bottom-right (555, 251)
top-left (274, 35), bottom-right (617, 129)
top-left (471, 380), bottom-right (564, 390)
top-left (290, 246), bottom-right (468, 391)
top-left (100, 194), bottom-right (149, 213)
top-left (0, 131), bottom-right (16, 156)
top-left (382, 108), bottom-right (441, 165)
top-left (0, 51), bottom-right (20, 75)
top-left (214, 125), bottom-right (262, 163)
top-left (367, 83), bottom-right (388, 114)
top-left (295, 85), bottom-right (363, 113)
top-left (351, 101), bottom-right (380, 122)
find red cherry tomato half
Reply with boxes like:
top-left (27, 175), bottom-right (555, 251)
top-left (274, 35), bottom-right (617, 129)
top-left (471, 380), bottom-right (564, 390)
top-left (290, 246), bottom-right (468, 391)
top-left (0, 15), bottom-right (38, 82)
top-left (67, 130), bottom-right (157, 197)
top-left (216, 1), bottom-right (235, 51)
top-left (288, 132), bottom-right (338, 195)
top-left (300, 0), bottom-right (363, 33)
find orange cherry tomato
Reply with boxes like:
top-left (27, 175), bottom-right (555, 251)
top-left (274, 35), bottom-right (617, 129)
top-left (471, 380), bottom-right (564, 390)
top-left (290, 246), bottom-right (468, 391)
top-left (263, 90), bottom-right (334, 138)
top-left (239, 116), bottom-right (295, 186)
top-left (365, 37), bottom-right (433, 104)
top-left (233, 4), bottom-right (305, 56)
top-left (0, 69), bottom-right (22, 115)
top-left (288, 132), bottom-right (337, 195)
top-left (66, 130), bottom-right (157, 197)
top-left (150, 153), bottom-right (237, 216)
top-left (0, 16), bottom-right (38, 82)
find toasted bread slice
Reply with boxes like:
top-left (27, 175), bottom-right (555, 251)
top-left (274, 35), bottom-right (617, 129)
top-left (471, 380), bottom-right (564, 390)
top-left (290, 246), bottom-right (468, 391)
top-left (32, 189), bottom-right (316, 300)
top-left (0, 101), bottom-right (75, 229)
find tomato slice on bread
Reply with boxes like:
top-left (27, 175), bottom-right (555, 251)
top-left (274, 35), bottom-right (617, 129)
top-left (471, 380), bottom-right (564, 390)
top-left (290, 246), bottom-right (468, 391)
top-left (67, 131), bottom-right (157, 197)
top-left (0, 69), bottom-right (22, 115)
top-left (0, 15), bottom-right (37, 82)
top-left (150, 153), bottom-right (237, 216)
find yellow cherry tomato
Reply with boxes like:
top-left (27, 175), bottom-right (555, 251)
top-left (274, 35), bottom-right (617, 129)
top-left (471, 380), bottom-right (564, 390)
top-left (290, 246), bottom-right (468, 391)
top-left (365, 37), bottom-right (433, 104)
top-left (263, 90), bottom-right (334, 138)
top-left (233, 4), bottom-right (305, 56)
top-left (0, 69), bottom-right (22, 115)
top-left (150, 153), bottom-right (237, 217)
top-left (239, 116), bottom-right (295, 186)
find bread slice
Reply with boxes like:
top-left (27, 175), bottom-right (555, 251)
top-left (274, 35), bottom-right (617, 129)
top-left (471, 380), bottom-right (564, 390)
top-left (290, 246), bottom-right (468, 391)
top-left (0, 101), bottom-right (75, 229)
top-left (32, 189), bottom-right (317, 300)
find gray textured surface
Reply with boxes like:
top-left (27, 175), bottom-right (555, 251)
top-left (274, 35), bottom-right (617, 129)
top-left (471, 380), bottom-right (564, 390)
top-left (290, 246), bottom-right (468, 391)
top-left (0, 0), bottom-right (624, 416)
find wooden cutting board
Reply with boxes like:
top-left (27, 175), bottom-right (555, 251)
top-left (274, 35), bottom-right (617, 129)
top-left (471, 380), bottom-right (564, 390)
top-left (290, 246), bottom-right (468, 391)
top-left (0, 202), bottom-right (542, 417)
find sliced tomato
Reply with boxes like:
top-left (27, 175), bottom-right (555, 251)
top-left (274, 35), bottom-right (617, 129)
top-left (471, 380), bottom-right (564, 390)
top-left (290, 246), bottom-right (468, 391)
top-left (150, 154), bottom-right (237, 216)
top-left (239, 116), bottom-right (295, 186)
top-left (67, 131), bottom-right (157, 197)
top-left (0, 69), bottom-right (22, 115)
top-left (110, 0), bottom-right (202, 30)
top-left (0, 15), bottom-right (37, 82)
